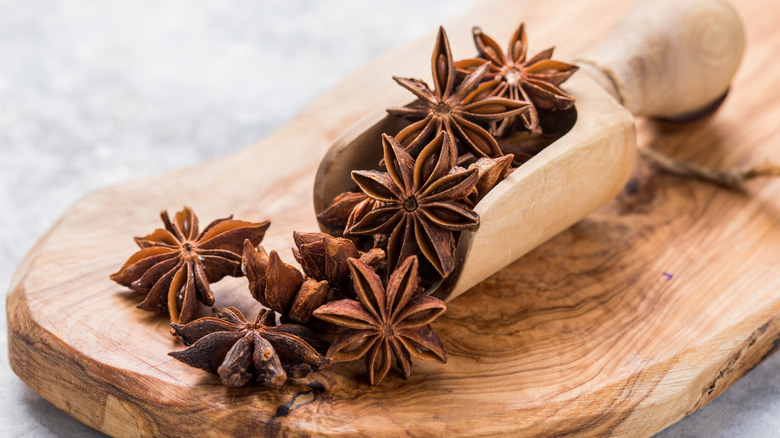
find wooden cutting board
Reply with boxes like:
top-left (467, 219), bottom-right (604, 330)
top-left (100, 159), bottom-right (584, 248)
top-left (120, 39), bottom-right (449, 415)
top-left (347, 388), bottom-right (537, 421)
top-left (6, 0), bottom-right (780, 436)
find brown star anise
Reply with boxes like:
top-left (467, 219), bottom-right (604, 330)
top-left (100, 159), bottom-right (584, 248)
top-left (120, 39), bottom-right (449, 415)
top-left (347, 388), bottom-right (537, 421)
top-left (348, 131), bottom-right (479, 277)
top-left (456, 24), bottom-right (579, 135)
top-left (316, 191), bottom-right (371, 237)
top-left (461, 154), bottom-right (515, 208)
top-left (242, 234), bottom-right (385, 324)
top-left (292, 231), bottom-right (386, 297)
top-left (318, 155), bottom-right (513, 241)
top-left (387, 26), bottom-right (529, 159)
top-left (313, 256), bottom-right (447, 385)
top-left (169, 307), bottom-right (331, 387)
top-left (110, 207), bottom-right (270, 327)
top-left (242, 242), bottom-right (326, 325)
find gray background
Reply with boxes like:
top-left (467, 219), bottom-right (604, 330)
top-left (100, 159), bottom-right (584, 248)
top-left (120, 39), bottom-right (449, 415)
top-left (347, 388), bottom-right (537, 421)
top-left (1, 1), bottom-right (778, 436)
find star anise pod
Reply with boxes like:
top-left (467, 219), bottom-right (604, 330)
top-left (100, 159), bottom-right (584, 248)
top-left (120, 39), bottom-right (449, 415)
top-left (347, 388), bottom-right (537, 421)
top-left (242, 242), bottom-right (326, 325)
top-left (292, 231), bottom-right (386, 297)
top-left (313, 256), bottom-right (447, 385)
top-left (110, 207), bottom-right (270, 327)
top-left (343, 196), bottom-right (380, 240)
top-left (456, 24), bottom-right (579, 136)
top-left (461, 154), bottom-right (515, 208)
top-left (387, 26), bottom-right (529, 159)
top-left (348, 131), bottom-right (480, 277)
top-left (316, 192), bottom-right (386, 241)
top-left (320, 155), bottom-right (513, 244)
top-left (242, 235), bottom-right (385, 324)
top-left (316, 191), bottom-right (371, 237)
top-left (169, 307), bottom-right (331, 387)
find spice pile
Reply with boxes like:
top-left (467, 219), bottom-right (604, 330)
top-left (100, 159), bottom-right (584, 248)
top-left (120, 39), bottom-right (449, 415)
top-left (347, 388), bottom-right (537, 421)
top-left (319, 25), bottom-right (577, 286)
top-left (111, 24), bottom-right (577, 386)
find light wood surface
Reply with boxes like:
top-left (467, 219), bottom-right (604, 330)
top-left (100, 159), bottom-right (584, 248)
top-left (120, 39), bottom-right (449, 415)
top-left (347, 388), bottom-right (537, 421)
top-left (578, 0), bottom-right (744, 118)
top-left (6, 0), bottom-right (780, 437)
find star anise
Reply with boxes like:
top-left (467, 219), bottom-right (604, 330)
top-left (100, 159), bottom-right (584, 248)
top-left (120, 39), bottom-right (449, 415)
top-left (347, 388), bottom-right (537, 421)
top-left (242, 234), bottom-right (385, 324)
top-left (456, 24), bottom-right (579, 135)
top-left (292, 231), bottom-right (386, 297)
top-left (316, 191), bottom-right (371, 237)
top-left (313, 256), bottom-right (447, 385)
top-left (243, 242), bottom-right (326, 325)
top-left (110, 207), bottom-right (270, 327)
top-left (169, 307), bottom-right (331, 387)
top-left (348, 131), bottom-right (480, 277)
top-left (387, 26), bottom-right (529, 159)
top-left (461, 154), bottom-right (514, 208)
top-left (317, 191), bottom-right (386, 242)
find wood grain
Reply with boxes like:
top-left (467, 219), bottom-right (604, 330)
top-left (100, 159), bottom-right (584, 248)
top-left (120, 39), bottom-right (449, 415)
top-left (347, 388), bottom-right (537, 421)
top-left (6, 0), bottom-right (780, 437)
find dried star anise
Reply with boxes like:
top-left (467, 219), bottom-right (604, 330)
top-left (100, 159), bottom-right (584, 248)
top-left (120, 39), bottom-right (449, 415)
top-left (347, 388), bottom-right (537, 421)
top-left (317, 191), bottom-right (384, 241)
top-left (456, 24), bottom-right (579, 136)
top-left (242, 242), bottom-right (326, 325)
top-left (348, 131), bottom-right (480, 277)
top-left (318, 156), bottom-right (513, 246)
top-left (292, 231), bottom-right (386, 297)
top-left (169, 307), bottom-right (331, 387)
top-left (316, 191), bottom-right (371, 237)
top-left (461, 154), bottom-right (515, 208)
top-left (110, 207), bottom-right (270, 327)
top-left (387, 26), bottom-right (529, 159)
top-left (313, 256), bottom-right (447, 385)
top-left (241, 234), bottom-right (385, 324)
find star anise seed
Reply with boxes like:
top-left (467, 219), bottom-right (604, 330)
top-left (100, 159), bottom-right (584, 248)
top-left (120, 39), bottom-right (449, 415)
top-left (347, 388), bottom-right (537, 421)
top-left (313, 256), bottom-right (447, 385)
top-left (169, 307), bottom-right (331, 387)
top-left (110, 207), bottom-right (270, 328)
top-left (348, 131), bottom-right (479, 277)
top-left (387, 26), bottom-right (529, 159)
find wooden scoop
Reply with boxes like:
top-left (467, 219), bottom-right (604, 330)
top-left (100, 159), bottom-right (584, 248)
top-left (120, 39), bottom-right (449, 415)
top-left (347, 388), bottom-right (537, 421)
top-left (313, 0), bottom-right (745, 301)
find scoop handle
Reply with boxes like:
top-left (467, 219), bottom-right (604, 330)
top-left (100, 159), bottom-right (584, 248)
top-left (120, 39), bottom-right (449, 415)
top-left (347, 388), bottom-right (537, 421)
top-left (576, 0), bottom-right (745, 119)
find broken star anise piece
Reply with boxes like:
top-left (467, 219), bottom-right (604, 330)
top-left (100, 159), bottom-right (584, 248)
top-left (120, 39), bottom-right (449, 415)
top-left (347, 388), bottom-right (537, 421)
top-left (169, 307), bottom-right (331, 387)
top-left (456, 23), bottom-right (579, 136)
top-left (462, 154), bottom-right (514, 208)
top-left (242, 234), bottom-right (385, 325)
top-left (348, 131), bottom-right (479, 277)
top-left (110, 206), bottom-right (270, 328)
top-left (387, 26), bottom-right (529, 159)
top-left (242, 241), bottom-right (327, 325)
top-left (292, 231), bottom-right (386, 298)
top-left (313, 256), bottom-right (447, 385)
top-left (316, 191), bottom-right (371, 237)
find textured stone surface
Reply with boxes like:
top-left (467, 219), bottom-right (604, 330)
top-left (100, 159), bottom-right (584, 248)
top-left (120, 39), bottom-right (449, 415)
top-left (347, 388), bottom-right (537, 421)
top-left (0, 1), bottom-right (777, 437)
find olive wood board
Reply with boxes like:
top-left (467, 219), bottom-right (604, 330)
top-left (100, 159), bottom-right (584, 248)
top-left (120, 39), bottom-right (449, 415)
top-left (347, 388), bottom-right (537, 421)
top-left (6, 0), bottom-right (780, 436)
